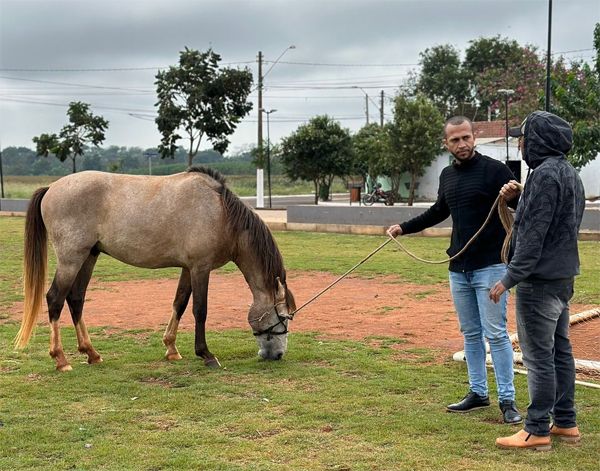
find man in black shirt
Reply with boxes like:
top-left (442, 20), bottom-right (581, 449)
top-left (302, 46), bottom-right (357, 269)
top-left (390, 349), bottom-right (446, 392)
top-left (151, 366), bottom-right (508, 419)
top-left (387, 116), bottom-right (521, 424)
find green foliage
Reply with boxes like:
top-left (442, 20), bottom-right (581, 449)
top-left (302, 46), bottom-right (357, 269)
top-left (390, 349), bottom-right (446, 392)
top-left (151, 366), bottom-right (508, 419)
top-left (411, 33), bottom-right (599, 169)
top-left (32, 101), bottom-right (108, 173)
top-left (388, 94), bottom-right (444, 205)
top-left (279, 115), bottom-right (353, 203)
top-left (595, 23), bottom-right (600, 74)
top-left (155, 48), bottom-right (253, 166)
top-left (550, 25), bottom-right (600, 169)
top-left (417, 44), bottom-right (470, 118)
top-left (463, 36), bottom-right (523, 118)
top-left (475, 46), bottom-right (545, 124)
top-left (352, 123), bottom-right (392, 180)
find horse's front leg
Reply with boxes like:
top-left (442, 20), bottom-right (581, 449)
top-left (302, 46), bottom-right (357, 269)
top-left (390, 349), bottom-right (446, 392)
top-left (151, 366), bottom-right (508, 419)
top-left (163, 268), bottom-right (192, 360)
top-left (191, 268), bottom-right (221, 368)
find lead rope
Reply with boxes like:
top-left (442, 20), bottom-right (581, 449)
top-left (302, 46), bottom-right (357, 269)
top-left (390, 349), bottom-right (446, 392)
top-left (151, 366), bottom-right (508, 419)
top-left (289, 183), bottom-right (522, 318)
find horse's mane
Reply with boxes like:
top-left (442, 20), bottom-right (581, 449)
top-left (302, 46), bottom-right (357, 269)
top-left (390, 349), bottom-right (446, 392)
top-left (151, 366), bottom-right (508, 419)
top-left (187, 167), bottom-right (294, 307)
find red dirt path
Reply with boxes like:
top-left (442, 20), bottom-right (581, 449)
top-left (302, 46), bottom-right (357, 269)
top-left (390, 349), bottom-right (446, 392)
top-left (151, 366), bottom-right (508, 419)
top-left (8, 271), bottom-right (596, 360)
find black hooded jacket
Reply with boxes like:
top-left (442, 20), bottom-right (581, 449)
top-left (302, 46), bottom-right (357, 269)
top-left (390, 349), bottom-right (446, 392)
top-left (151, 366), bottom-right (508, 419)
top-left (399, 151), bottom-right (516, 272)
top-left (500, 111), bottom-right (585, 289)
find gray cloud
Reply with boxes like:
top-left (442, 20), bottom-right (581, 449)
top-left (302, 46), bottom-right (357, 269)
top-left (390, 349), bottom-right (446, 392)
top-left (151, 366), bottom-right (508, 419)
top-left (1, 0), bottom-right (598, 151)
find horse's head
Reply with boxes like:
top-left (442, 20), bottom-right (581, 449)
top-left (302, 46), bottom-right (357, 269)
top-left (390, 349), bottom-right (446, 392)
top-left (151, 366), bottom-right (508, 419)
top-left (249, 277), bottom-right (296, 361)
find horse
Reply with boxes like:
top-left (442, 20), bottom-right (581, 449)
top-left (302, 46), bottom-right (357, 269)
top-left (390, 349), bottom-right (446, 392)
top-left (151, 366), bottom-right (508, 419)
top-left (14, 167), bottom-right (296, 371)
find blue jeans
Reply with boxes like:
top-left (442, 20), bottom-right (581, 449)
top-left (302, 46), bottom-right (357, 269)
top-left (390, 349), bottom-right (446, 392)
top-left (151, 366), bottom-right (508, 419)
top-left (449, 264), bottom-right (515, 402)
top-left (516, 278), bottom-right (576, 436)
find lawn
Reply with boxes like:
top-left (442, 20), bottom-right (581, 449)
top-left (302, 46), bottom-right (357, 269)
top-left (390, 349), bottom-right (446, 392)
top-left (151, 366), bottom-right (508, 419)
top-left (1, 216), bottom-right (599, 470)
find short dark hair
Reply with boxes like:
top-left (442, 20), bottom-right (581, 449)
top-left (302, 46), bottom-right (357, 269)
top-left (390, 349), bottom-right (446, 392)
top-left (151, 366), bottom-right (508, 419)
top-left (443, 116), bottom-right (474, 137)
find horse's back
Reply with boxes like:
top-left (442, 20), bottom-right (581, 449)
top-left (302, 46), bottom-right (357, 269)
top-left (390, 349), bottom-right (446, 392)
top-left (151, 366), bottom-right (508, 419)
top-left (41, 171), bottom-right (230, 269)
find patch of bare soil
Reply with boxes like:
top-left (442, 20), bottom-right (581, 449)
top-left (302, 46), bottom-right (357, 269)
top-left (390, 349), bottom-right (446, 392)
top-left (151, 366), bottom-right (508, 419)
top-left (6, 272), bottom-right (596, 360)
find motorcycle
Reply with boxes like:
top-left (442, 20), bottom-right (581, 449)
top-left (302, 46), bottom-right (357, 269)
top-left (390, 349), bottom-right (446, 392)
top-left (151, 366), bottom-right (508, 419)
top-left (361, 183), bottom-right (395, 206)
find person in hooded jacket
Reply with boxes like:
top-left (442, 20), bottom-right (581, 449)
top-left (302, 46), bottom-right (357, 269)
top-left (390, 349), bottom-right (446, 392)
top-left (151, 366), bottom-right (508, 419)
top-left (490, 111), bottom-right (585, 451)
top-left (387, 116), bottom-right (522, 425)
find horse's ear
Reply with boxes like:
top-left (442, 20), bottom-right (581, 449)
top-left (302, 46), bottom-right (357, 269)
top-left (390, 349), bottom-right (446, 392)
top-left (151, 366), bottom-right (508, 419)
top-left (275, 277), bottom-right (285, 302)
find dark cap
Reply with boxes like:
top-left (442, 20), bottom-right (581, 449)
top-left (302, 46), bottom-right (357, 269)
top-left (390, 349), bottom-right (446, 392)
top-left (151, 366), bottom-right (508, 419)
top-left (508, 118), bottom-right (527, 138)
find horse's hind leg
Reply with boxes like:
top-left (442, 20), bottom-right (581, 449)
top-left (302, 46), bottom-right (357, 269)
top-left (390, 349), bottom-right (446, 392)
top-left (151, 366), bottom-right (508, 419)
top-left (47, 252), bottom-right (90, 371)
top-left (163, 268), bottom-right (191, 361)
top-left (66, 253), bottom-right (102, 364)
top-left (191, 268), bottom-right (220, 368)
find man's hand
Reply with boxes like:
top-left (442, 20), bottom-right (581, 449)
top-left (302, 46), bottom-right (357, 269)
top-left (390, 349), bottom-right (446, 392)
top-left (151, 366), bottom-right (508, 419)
top-left (500, 179), bottom-right (522, 201)
top-left (489, 280), bottom-right (507, 304)
top-left (387, 224), bottom-right (403, 238)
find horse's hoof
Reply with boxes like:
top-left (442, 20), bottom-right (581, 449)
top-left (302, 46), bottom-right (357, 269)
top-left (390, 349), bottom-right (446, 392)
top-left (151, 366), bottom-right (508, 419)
top-left (88, 356), bottom-right (103, 365)
top-left (165, 352), bottom-right (182, 361)
top-left (57, 364), bottom-right (73, 372)
top-left (204, 357), bottom-right (221, 369)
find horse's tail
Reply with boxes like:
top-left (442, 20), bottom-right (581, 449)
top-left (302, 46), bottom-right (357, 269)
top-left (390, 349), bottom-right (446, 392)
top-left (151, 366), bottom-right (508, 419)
top-left (14, 187), bottom-right (49, 349)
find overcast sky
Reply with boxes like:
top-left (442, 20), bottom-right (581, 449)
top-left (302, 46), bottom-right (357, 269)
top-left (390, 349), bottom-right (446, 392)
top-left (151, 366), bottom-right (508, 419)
top-left (0, 0), bottom-right (598, 155)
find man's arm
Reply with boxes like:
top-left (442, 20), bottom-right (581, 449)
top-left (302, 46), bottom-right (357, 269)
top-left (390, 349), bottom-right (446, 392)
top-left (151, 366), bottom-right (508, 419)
top-left (500, 173), bottom-right (559, 289)
top-left (388, 175), bottom-right (450, 237)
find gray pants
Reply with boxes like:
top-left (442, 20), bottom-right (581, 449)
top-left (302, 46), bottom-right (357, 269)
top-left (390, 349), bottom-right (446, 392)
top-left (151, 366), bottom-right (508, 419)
top-left (516, 278), bottom-right (576, 436)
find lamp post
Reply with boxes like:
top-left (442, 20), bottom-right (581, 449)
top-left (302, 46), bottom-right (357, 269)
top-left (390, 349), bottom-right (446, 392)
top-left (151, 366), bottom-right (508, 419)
top-left (498, 89), bottom-right (514, 161)
top-left (256, 45), bottom-right (295, 208)
top-left (352, 86), bottom-right (370, 124)
top-left (260, 108), bottom-right (277, 208)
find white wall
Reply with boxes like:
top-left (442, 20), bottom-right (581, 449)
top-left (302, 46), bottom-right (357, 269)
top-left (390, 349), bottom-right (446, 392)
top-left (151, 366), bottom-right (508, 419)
top-left (579, 157), bottom-right (600, 199)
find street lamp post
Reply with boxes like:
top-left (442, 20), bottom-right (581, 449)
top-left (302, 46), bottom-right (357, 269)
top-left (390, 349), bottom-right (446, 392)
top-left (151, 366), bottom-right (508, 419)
top-left (260, 108), bottom-right (277, 208)
top-left (256, 45), bottom-right (295, 208)
top-left (498, 89), bottom-right (514, 161)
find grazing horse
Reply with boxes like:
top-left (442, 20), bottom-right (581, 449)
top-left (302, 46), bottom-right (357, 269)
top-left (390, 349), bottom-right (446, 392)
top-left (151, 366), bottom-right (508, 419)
top-left (14, 167), bottom-right (296, 371)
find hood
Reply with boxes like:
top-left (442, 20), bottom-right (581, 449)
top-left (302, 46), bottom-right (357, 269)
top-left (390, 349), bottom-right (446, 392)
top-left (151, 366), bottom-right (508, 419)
top-left (522, 111), bottom-right (573, 169)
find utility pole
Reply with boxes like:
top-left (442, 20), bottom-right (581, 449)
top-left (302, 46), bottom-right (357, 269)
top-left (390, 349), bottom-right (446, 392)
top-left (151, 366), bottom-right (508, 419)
top-left (256, 51), bottom-right (264, 208)
top-left (545, 0), bottom-right (553, 112)
top-left (380, 90), bottom-right (384, 126)
top-left (0, 146), bottom-right (4, 202)
top-left (498, 89), bottom-right (514, 162)
top-left (365, 94), bottom-right (369, 124)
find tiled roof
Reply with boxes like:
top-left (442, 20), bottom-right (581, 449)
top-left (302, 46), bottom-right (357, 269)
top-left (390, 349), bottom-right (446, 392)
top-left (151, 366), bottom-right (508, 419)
top-left (473, 121), bottom-right (506, 139)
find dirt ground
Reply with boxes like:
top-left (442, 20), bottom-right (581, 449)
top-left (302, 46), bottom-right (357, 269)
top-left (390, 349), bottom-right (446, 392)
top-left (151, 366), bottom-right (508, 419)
top-left (7, 271), bottom-right (597, 361)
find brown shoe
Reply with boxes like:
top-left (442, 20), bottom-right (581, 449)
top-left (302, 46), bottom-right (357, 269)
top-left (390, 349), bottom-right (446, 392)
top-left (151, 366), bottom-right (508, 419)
top-left (550, 424), bottom-right (581, 443)
top-left (496, 429), bottom-right (551, 451)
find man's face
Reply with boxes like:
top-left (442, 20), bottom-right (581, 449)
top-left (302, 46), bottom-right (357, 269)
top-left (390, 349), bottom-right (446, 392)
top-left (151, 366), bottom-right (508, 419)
top-left (443, 122), bottom-right (475, 161)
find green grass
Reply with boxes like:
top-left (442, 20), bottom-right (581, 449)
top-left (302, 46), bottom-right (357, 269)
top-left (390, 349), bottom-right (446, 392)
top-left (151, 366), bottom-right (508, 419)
top-left (1, 175), bottom-right (348, 199)
top-left (1, 326), bottom-right (600, 470)
top-left (1, 215), bottom-right (599, 469)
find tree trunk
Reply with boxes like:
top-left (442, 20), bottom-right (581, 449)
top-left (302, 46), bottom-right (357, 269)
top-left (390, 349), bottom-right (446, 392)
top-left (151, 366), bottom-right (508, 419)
top-left (319, 183), bottom-right (330, 201)
top-left (71, 156), bottom-right (77, 173)
top-left (188, 152), bottom-right (193, 168)
top-left (313, 180), bottom-right (319, 205)
top-left (407, 172), bottom-right (417, 206)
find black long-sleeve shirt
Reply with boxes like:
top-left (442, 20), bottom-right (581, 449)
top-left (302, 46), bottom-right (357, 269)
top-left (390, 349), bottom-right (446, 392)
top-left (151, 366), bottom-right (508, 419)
top-left (400, 151), bottom-right (516, 272)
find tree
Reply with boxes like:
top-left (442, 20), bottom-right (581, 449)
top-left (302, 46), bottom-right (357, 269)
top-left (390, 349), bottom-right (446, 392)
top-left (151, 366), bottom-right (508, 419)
top-left (417, 44), bottom-right (470, 118)
top-left (352, 123), bottom-right (393, 184)
top-left (475, 45), bottom-right (545, 124)
top-left (550, 23), bottom-right (600, 169)
top-left (155, 47), bottom-right (253, 167)
top-left (32, 101), bottom-right (108, 173)
top-left (389, 94), bottom-right (444, 206)
top-left (463, 36), bottom-right (523, 119)
top-left (279, 115), bottom-right (353, 204)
